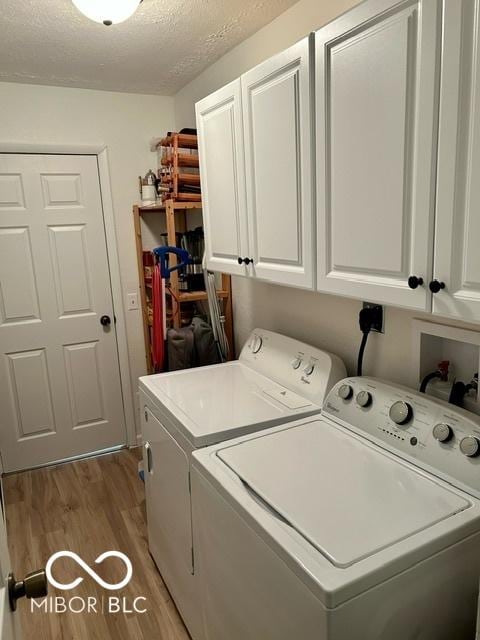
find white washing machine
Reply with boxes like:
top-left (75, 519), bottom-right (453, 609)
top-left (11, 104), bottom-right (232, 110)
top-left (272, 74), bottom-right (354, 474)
top-left (139, 328), bottom-right (346, 639)
top-left (192, 377), bottom-right (480, 640)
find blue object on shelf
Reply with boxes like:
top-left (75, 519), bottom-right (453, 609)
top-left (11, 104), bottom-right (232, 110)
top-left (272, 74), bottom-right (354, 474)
top-left (152, 246), bottom-right (191, 279)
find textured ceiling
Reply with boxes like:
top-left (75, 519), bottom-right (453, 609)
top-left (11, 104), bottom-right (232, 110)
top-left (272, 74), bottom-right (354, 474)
top-left (0, 0), bottom-right (298, 95)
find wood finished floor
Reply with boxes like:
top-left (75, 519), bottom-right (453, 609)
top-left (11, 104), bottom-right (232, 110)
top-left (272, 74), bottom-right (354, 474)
top-left (3, 449), bottom-right (190, 640)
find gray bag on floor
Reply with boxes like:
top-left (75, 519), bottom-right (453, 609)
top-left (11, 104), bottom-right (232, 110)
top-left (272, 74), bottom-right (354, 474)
top-left (167, 317), bottom-right (220, 371)
top-left (192, 316), bottom-right (221, 367)
top-left (167, 326), bottom-right (195, 371)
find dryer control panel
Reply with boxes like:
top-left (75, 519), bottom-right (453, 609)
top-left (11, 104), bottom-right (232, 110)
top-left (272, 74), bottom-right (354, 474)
top-left (239, 329), bottom-right (347, 406)
top-left (324, 377), bottom-right (480, 499)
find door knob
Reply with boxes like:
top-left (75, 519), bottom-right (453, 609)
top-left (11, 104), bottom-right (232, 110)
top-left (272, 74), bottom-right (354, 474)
top-left (408, 276), bottom-right (424, 289)
top-left (100, 315), bottom-right (111, 326)
top-left (429, 280), bottom-right (445, 293)
top-left (8, 569), bottom-right (48, 611)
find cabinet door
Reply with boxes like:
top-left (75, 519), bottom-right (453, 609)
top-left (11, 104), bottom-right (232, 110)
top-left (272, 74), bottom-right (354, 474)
top-left (316, 0), bottom-right (440, 309)
top-left (433, 0), bottom-right (480, 322)
top-left (196, 80), bottom-right (249, 276)
top-left (242, 37), bottom-right (314, 289)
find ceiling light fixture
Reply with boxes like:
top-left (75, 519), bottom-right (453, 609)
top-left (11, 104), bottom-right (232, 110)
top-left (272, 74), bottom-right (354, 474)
top-left (72, 0), bottom-right (142, 26)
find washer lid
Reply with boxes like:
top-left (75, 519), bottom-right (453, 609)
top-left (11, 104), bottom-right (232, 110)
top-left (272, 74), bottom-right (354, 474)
top-left (139, 362), bottom-right (317, 447)
top-left (217, 420), bottom-right (471, 568)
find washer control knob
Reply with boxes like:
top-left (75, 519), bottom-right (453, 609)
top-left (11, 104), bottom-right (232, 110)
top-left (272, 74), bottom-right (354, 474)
top-left (460, 436), bottom-right (480, 458)
top-left (291, 357), bottom-right (302, 370)
top-left (356, 390), bottom-right (372, 408)
top-left (303, 364), bottom-right (315, 376)
top-left (389, 401), bottom-right (413, 425)
top-left (338, 384), bottom-right (353, 400)
top-left (251, 336), bottom-right (263, 354)
top-left (433, 423), bottom-right (453, 443)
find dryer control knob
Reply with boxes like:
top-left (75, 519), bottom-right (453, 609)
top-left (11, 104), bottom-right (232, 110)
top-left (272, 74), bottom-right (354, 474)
top-left (291, 357), bottom-right (302, 370)
top-left (433, 423), bottom-right (453, 443)
top-left (389, 401), bottom-right (413, 425)
top-left (338, 384), bottom-right (353, 400)
top-left (460, 436), bottom-right (480, 458)
top-left (251, 336), bottom-right (263, 354)
top-left (356, 390), bottom-right (372, 408)
top-left (303, 364), bottom-right (315, 376)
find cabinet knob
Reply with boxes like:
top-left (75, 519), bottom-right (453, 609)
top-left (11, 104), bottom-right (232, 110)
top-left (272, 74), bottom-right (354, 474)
top-left (408, 276), bottom-right (424, 289)
top-left (244, 257), bottom-right (253, 266)
top-left (429, 280), bottom-right (445, 294)
top-left (237, 257), bottom-right (244, 265)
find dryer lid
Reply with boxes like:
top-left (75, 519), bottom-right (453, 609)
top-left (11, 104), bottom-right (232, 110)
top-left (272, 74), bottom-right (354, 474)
top-left (217, 419), bottom-right (471, 568)
top-left (139, 362), bottom-right (317, 447)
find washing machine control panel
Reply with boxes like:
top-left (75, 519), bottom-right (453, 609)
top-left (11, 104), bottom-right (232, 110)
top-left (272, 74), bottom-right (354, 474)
top-left (324, 377), bottom-right (480, 498)
top-left (239, 329), bottom-right (347, 407)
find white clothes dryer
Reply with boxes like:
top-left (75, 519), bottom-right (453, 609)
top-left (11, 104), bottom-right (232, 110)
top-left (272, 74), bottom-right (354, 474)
top-left (139, 328), bottom-right (346, 638)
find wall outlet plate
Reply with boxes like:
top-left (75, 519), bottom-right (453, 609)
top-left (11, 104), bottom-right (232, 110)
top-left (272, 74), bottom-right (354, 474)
top-left (362, 302), bottom-right (384, 333)
top-left (127, 292), bottom-right (139, 310)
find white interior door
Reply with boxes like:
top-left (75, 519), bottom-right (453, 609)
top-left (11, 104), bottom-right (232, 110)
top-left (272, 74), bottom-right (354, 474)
top-left (242, 36), bottom-right (314, 289)
top-left (0, 154), bottom-right (126, 472)
top-left (196, 80), bottom-right (249, 276)
top-left (433, 0), bottom-right (480, 322)
top-left (315, 0), bottom-right (440, 310)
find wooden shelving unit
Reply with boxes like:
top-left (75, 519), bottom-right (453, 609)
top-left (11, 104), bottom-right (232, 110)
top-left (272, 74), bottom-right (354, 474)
top-left (133, 199), bottom-right (234, 373)
top-left (158, 133), bottom-right (202, 202)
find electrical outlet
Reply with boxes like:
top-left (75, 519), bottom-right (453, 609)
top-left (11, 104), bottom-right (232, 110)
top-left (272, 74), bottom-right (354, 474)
top-left (362, 302), bottom-right (384, 333)
top-left (127, 292), bottom-right (139, 310)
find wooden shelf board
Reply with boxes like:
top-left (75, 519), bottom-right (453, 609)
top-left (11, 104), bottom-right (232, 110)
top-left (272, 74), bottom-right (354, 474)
top-left (166, 290), bottom-right (229, 302)
top-left (161, 173), bottom-right (201, 186)
top-left (159, 133), bottom-right (198, 149)
top-left (136, 200), bottom-right (202, 213)
top-left (161, 153), bottom-right (199, 168)
top-left (175, 193), bottom-right (202, 202)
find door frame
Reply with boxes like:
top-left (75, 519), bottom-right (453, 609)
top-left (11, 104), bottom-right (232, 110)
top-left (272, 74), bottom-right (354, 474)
top-left (0, 142), bottom-right (136, 448)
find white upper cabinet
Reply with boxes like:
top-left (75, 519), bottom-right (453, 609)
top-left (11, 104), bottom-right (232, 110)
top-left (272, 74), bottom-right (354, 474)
top-left (315, 0), bottom-right (440, 310)
top-left (242, 36), bottom-right (315, 289)
top-left (196, 80), bottom-right (249, 276)
top-left (433, 0), bottom-right (480, 322)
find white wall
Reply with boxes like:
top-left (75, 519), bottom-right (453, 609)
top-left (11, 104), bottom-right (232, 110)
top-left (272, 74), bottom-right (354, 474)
top-left (174, 0), bottom-right (358, 127)
top-left (0, 81), bottom-right (174, 434)
top-left (174, 0), bottom-right (480, 387)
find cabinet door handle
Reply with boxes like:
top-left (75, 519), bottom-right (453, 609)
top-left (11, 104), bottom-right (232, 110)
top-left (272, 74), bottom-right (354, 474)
top-left (408, 276), bottom-right (424, 289)
top-left (144, 441), bottom-right (153, 473)
top-left (429, 280), bottom-right (445, 293)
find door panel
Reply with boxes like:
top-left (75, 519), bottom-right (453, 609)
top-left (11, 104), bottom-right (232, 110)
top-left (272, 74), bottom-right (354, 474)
top-left (242, 36), bottom-right (314, 289)
top-left (0, 154), bottom-right (126, 472)
top-left (63, 341), bottom-right (105, 428)
top-left (6, 349), bottom-right (55, 438)
top-left (433, 0), bottom-right (480, 321)
top-left (316, 0), bottom-right (440, 309)
top-left (196, 80), bottom-right (249, 276)
top-left (48, 224), bottom-right (94, 316)
top-left (0, 228), bottom-right (40, 324)
top-left (0, 173), bottom-right (25, 210)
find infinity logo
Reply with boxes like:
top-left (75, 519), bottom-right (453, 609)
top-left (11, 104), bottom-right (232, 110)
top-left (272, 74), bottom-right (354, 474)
top-left (46, 551), bottom-right (133, 591)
